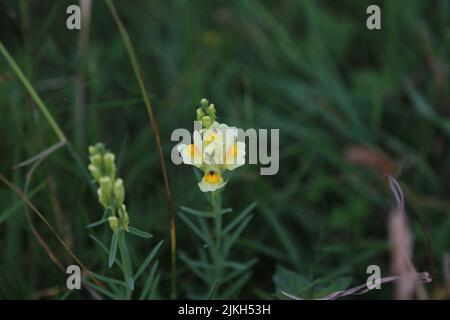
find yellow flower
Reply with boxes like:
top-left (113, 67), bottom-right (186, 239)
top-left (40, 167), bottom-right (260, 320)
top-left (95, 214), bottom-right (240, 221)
top-left (177, 131), bottom-right (204, 167)
top-left (224, 141), bottom-right (246, 170)
top-left (198, 168), bottom-right (227, 192)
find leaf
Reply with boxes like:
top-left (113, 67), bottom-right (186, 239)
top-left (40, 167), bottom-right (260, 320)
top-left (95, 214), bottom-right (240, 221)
top-left (89, 235), bottom-right (123, 270)
top-left (128, 226), bottom-right (153, 238)
top-left (178, 212), bottom-right (210, 245)
top-left (139, 261), bottom-right (160, 300)
top-left (0, 181), bottom-right (46, 224)
top-left (180, 206), bottom-right (213, 218)
top-left (89, 271), bottom-right (127, 287)
top-left (313, 276), bottom-right (353, 299)
top-left (224, 215), bottom-right (253, 254)
top-left (206, 282), bottom-right (218, 300)
top-left (148, 273), bottom-right (161, 299)
top-left (406, 82), bottom-right (450, 135)
top-left (219, 208), bottom-right (233, 215)
top-left (223, 202), bottom-right (257, 234)
top-left (180, 206), bottom-right (233, 218)
top-left (223, 258), bottom-right (258, 283)
top-left (222, 273), bottom-right (252, 299)
top-left (83, 279), bottom-right (117, 299)
top-left (108, 233), bottom-right (118, 268)
top-left (225, 258), bottom-right (258, 271)
top-left (134, 240), bottom-right (164, 280)
top-left (86, 218), bottom-right (108, 229)
top-left (273, 266), bottom-right (313, 299)
top-left (59, 290), bottom-right (73, 300)
top-left (122, 236), bottom-right (134, 290)
top-left (116, 230), bottom-right (134, 291)
top-left (179, 252), bottom-right (211, 284)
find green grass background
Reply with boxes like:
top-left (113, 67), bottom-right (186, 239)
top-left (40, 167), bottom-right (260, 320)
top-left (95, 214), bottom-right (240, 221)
top-left (0, 0), bottom-right (449, 299)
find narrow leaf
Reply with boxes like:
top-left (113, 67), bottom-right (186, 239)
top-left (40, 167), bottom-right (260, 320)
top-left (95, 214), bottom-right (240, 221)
top-left (139, 261), bottom-right (159, 300)
top-left (89, 271), bottom-right (127, 287)
top-left (180, 206), bottom-right (213, 218)
top-left (134, 240), bottom-right (164, 280)
top-left (128, 226), bottom-right (153, 238)
top-left (224, 202), bottom-right (257, 234)
top-left (108, 233), bottom-right (118, 268)
top-left (224, 215), bottom-right (253, 254)
top-left (178, 212), bottom-right (210, 244)
top-left (86, 218), bottom-right (108, 229)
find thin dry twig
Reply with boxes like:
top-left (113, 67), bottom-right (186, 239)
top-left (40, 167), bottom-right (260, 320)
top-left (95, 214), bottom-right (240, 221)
top-left (0, 174), bottom-right (103, 289)
top-left (105, 0), bottom-right (177, 299)
top-left (387, 175), bottom-right (429, 299)
top-left (13, 140), bottom-right (66, 169)
top-left (282, 272), bottom-right (431, 300)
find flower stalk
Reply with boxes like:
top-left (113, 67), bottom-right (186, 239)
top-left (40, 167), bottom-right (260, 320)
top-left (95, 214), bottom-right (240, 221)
top-left (87, 143), bottom-right (163, 299)
top-left (178, 99), bottom-right (256, 298)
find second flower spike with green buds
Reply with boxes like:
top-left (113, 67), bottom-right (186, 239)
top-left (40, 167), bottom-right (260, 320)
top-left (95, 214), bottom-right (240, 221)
top-left (88, 143), bottom-right (129, 232)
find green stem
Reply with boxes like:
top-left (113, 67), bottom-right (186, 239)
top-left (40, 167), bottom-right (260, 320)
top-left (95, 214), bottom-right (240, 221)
top-left (117, 230), bottom-right (132, 299)
top-left (211, 191), bottom-right (222, 297)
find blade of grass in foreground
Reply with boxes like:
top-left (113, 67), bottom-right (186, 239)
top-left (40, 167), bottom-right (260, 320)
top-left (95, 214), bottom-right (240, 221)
top-left (105, 0), bottom-right (177, 299)
top-left (0, 41), bottom-right (95, 193)
top-left (0, 41), bottom-right (65, 141)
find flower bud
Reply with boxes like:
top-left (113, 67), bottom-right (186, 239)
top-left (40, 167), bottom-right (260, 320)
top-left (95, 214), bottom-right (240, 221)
top-left (201, 116), bottom-right (213, 129)
top-left (88, 164), bottom-right (101, 181)
top-left (200, 98), bottom-right (209, 107)
top-left (196, 108), bottom-right (205, 121)
top-left (99, 176), bottom-right (113, 194)
top-left (103, 153), bottom-right (116, 178)
top-left (90, 154), bottom-right (102, 168)
top-left (98, 177), bottom-right (113, 207)
top-left (98, 188), bottom-right (107, 208)
top-left (114, 178), bottom-right (125, 206)
top-left (108, 216), bottom-right (119, 232)
top-left (207, 104), bottom-right (216, 118)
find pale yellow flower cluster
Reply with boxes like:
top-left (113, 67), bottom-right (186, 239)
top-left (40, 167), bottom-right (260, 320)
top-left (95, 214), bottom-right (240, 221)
top-left (177, 99), bottom-right (246, 192)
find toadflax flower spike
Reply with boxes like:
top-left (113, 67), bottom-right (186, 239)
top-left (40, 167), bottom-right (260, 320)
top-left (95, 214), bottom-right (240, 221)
top-left (178, 98), bottom-right (246, 192)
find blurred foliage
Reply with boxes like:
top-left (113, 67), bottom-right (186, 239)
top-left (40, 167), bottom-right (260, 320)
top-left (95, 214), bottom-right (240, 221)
top-left (0, 0), bottom-right (449, 299)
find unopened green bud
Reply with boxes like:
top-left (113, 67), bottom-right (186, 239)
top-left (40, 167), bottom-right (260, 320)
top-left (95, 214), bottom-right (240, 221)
top-left (88, 145), bottom-right (96, 155)
top-left (201, 116), bottom-right (213, 129)
top-left (88, 164), bottom-right (101, 181)
top-left (90, 154), bottom-right (102, 168)
top-left (99, 176), bottom-right (113, 194)
top-left (207, 104), bottom-right (216, 118)
top-left (98, 177), bottom-right (113, 207)
top-left (196, 108), bottom-right (205, 121)
top-left (200, 98), bottom-right (209, 107)
top-left (108, 216), bottom-right (119, 232)
top-left (98, 188), bottom-right (107, 207)
top-left (114, 178), bottom-right (125, 206)
top-left (103, 153), bottom-right (116, 178)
